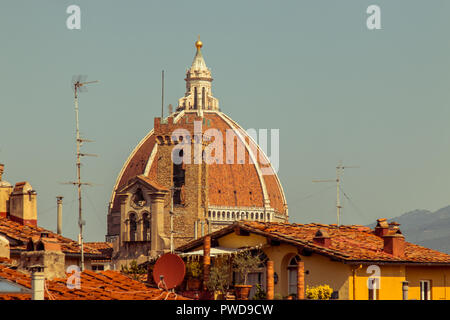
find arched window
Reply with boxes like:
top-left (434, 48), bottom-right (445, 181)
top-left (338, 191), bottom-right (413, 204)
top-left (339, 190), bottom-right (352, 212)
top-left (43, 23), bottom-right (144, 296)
top-left (227, 212), bottom-right (230, 220)
top-left (142, 212), bottom-right (151, 241)
top-left (129, 213), bottom-right (137, 241)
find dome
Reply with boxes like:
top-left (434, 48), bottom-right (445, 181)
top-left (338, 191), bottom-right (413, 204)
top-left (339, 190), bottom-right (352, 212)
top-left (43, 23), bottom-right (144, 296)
top-left (107, 39), bottom-right (288, 244)
top-left (109, 110), bottom-right (287, 217)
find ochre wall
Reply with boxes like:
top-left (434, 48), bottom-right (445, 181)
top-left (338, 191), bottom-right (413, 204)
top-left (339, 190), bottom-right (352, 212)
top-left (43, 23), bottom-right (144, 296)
top-left (190, 231), bottom-right (450, 300)
top-left (406, 266), bottom-right (450, 300)
top-left (216, 233), bottom-right (351, 298)
top-left (349, 264), bottom-right (406, 300)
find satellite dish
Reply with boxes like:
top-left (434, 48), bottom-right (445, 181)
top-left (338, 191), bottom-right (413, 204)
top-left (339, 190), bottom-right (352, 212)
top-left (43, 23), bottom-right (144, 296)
top-left (153, 253), bottom-right (186, 290)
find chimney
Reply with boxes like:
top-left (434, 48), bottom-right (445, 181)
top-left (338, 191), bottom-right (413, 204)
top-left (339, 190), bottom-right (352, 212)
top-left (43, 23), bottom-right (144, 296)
top-left (313, 229), bottom-right (331, 248)
top-left (0, 235), bottom-right (10, 259)
top-left (19, 235), bottom-right (65, 280)
top-left (374, 218), bottom-right (389, 237)
top-left (382, 226), bottom-right (406, 258)
top-left (30, 265), bottom-right (45, 300)
top-left (9, 182), bottom-right (37, 226)
top-left (56, 196), bottom-right (63, 235)
top-left (0, 164), bottom-right (12, 219)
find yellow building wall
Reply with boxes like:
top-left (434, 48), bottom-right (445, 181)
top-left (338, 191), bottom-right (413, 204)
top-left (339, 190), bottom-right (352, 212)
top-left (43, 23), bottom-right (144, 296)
top-left (191, 232), bottom-right (450, 300)
top-left (217, 233), bottom-right (352, 299)
top-left (406, 266), bottom-right (450, 300)
top-left (299, 251), bottom-right (351, 299)
top-left (217, 232), bottom-right (267, 249)
top-left (349, 264), bottom-right (406, 300)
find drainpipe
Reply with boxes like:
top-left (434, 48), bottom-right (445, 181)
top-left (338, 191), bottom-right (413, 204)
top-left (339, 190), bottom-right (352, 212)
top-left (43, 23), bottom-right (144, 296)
top-left (56, 196), bottom-right (63, 235)
top-left (352, 264), bottom-right (362, 300)
top-left (30, 266), bottom-right (45, 300)
top-left (402, 281), bottom-right (409, 300)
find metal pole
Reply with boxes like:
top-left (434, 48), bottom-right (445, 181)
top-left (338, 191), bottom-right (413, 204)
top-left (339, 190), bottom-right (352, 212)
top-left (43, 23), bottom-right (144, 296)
top-left (56, 196), bottom-right (63, 235)
top-left (161, 70), bottom-right (164, 120)
top-left (74, 89), bottom-right (84, 271)
top-left (336, 167), bottom-right (341, 226)
top-left (170, 187), bottom-right (174, 253)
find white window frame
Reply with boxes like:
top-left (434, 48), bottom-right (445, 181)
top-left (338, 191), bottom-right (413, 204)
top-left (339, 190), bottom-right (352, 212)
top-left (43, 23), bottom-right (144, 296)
top-left (420, 280), bottom-right (431, 300)
top-left (368, 278), bottom-right (378, 300)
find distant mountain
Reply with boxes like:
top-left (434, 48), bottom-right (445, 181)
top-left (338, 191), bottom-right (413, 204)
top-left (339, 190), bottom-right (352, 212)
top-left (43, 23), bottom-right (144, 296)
top-left (367, 206), bottom-right (450, 254)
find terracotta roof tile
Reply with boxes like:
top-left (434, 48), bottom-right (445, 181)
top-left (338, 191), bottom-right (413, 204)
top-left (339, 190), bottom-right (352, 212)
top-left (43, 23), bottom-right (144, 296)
top-left (0, 217), bottom-right (102, 255)
top-left (179, 221), bottom-right (450, 264)
top-left (0, 263), bottom-right (189, 300)
top-left (110, 112), bottom-right (287, 215)
top-left (239, 221), bottom-right (450, 263)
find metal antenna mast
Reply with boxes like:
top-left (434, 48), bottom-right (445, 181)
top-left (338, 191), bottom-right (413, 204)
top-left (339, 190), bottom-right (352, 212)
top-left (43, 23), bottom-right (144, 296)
top-left (313, 160), bottom-right (359, 226)
top-left (161, 70), bottom-right (164, 120)
top-left (67, 75), bottom-right (99, 271)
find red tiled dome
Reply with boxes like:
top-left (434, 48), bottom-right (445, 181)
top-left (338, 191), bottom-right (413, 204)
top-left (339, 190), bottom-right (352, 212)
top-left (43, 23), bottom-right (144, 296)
top-left (109, 110), bottom-right (287, 218)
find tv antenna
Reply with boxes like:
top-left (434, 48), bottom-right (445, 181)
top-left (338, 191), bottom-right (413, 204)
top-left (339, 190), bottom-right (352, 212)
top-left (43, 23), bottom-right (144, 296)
top-left (312, 160), bottom-right (359, 226)
top-left (64, 75), bottom-right (99, 271)
top-left (161, 70), bottom-right (165, 120)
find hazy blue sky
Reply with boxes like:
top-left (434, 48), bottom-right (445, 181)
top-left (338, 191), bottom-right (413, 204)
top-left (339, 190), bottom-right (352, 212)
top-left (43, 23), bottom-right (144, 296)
top-left (1, 1), bottom-right (449, 241)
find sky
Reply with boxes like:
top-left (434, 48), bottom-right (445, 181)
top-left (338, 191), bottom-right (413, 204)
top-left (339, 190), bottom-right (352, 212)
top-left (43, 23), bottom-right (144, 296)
top-left (1, 1), bottom-right (449, 242)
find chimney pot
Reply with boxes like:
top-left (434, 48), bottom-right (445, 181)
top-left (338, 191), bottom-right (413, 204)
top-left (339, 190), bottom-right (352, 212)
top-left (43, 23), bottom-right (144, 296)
top-left (56, 196), bottom-right (63, 235)
top-left (30, 265), bottom-right (45, 300)
top-left (382, 228), bottom-right (405, 258)
top-left (374, 218), bottom-right (390, 237)
top-left (313, 229), bottom-right (331, 248)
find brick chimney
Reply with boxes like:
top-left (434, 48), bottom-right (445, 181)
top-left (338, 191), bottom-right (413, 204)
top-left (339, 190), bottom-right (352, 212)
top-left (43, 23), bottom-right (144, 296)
top-left (313, 229), bottom-right (331, 248)
top-left (382, 225), bottom-right (406, 258)
top-left (9, 182), bottom-right (37, 226)
top-left (374, 218), bottom-right (389, 237)
top-left (19, 234), bottom-right (65, 280)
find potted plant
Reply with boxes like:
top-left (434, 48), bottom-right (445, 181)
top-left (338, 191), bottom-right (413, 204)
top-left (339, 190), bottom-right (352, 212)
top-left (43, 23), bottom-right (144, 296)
top-left (232, 250), bottom-right (263, 300)
top-left (252, 284), bottom-right (267, 300)
top-left (205, 259), bottom-right (232, 300)
top-left (186, 260), bottom-right (203, 290)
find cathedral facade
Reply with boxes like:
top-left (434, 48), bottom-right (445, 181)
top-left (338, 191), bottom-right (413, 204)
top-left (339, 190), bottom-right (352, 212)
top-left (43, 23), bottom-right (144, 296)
top-left (107, 39), bottom-right (288, 265)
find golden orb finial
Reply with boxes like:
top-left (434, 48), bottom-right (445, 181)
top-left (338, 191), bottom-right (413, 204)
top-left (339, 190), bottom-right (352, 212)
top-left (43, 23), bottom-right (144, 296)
top-left (195, 35), bottom-right (203, 49)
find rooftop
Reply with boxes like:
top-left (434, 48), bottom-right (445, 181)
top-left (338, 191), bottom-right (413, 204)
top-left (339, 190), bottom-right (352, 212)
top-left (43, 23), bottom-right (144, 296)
top-left (0, 216), bottom-right (103, 256)
top-left (177, 221), bottom-right (450, 265)
top-left (0, 260), bottom-right (188, 300)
